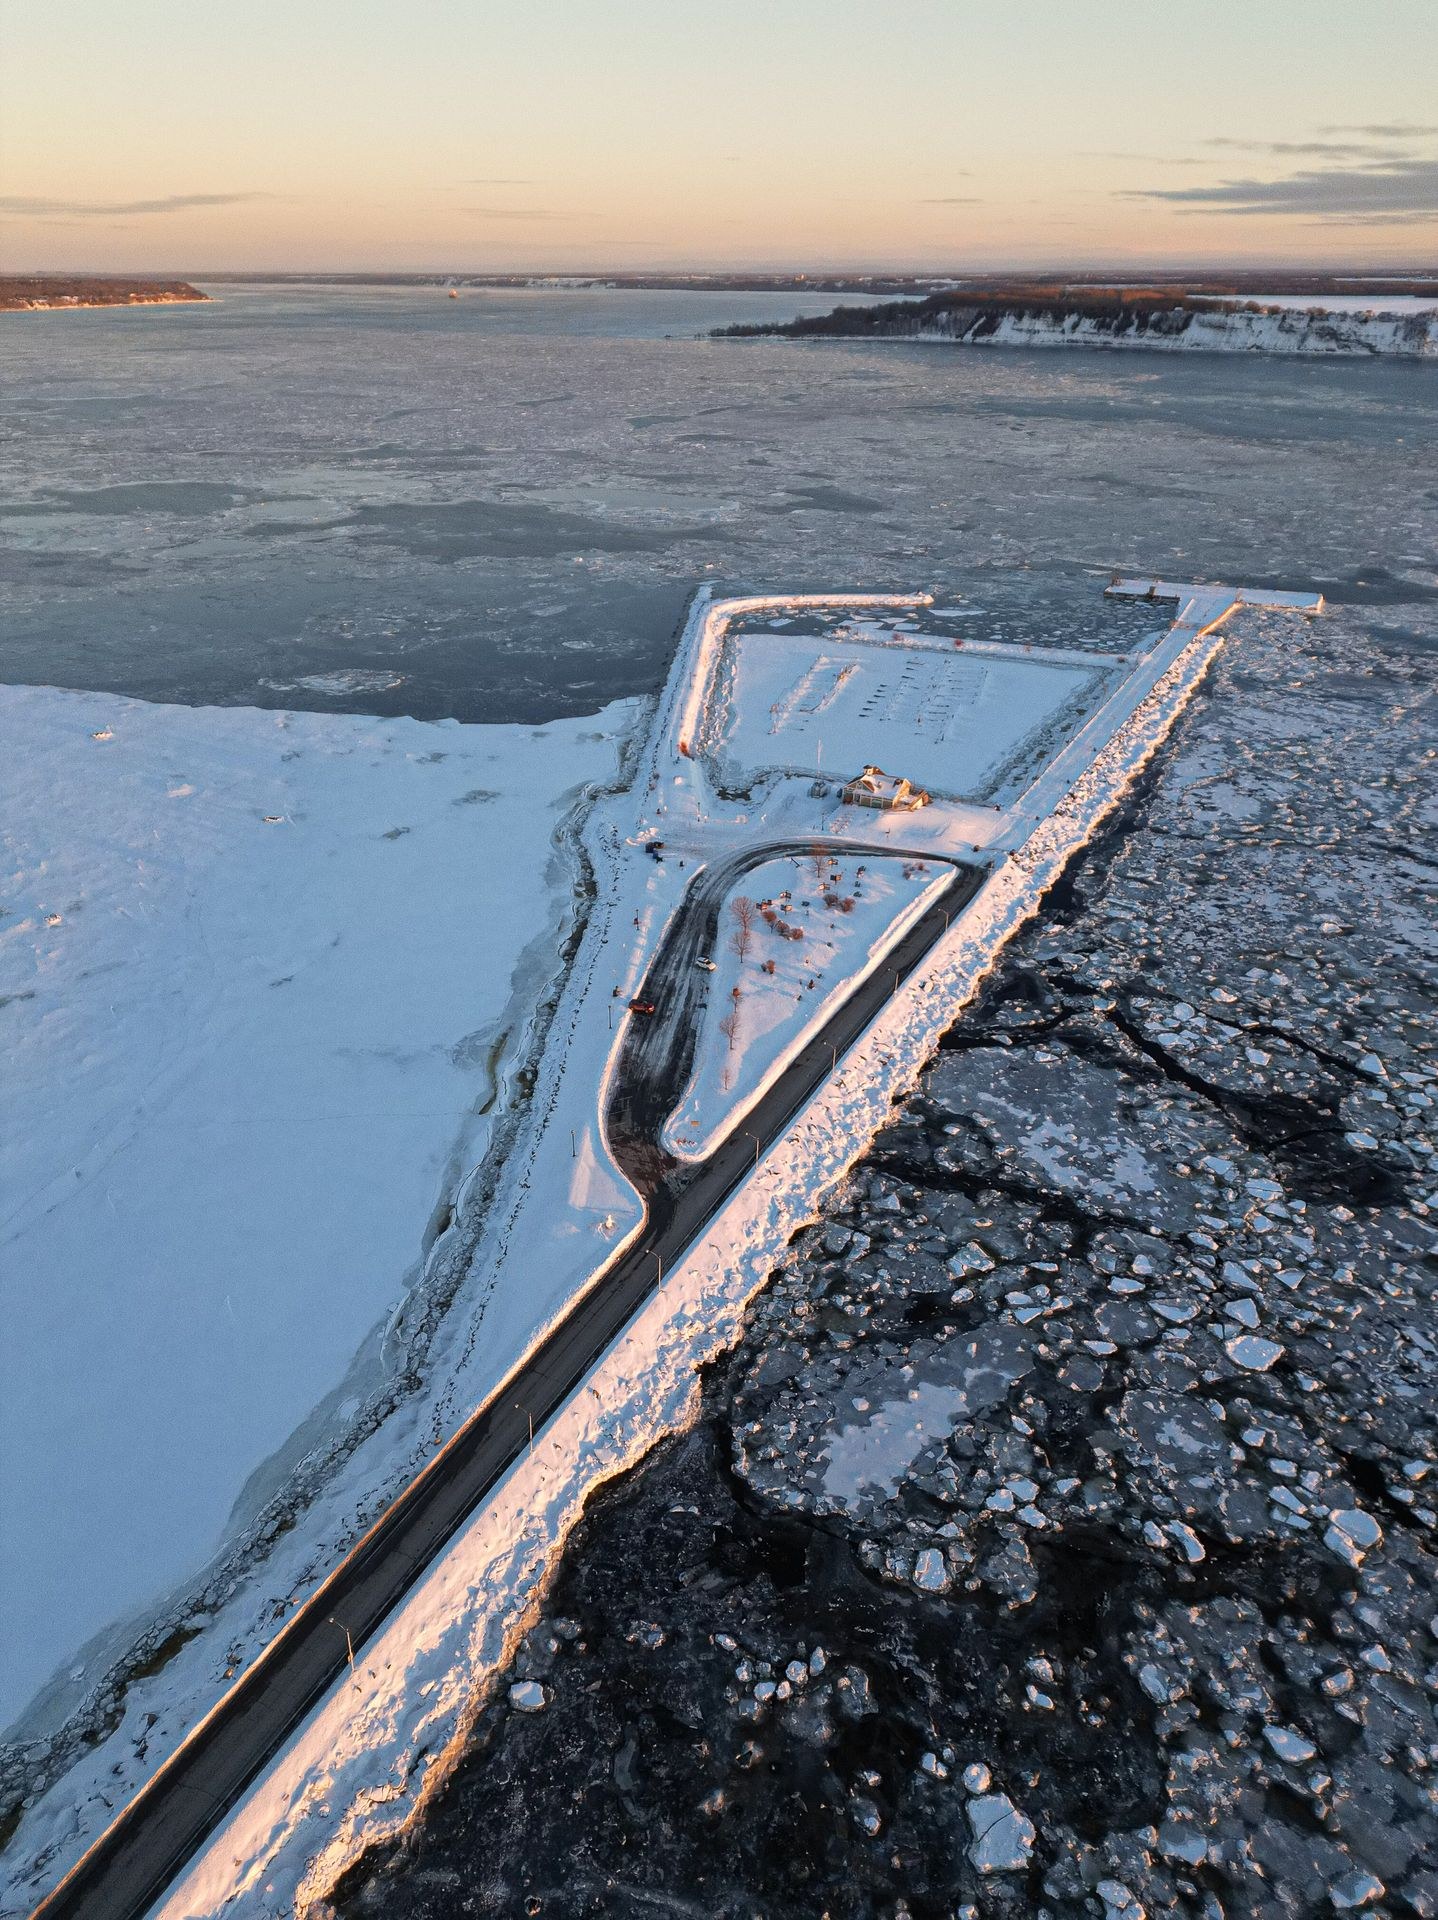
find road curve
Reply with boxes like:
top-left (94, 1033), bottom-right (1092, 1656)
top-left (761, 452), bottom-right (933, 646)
top-left (31, 857), bottom-right (985, 1920)
top-left (607, 838), bottom-right (969, 1198)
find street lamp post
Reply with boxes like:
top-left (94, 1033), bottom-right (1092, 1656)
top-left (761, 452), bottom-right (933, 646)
top-left (328, 1617), bottom-right (356, 1678)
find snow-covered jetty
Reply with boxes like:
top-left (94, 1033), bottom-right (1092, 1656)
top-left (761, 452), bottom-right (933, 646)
top-left (24, 576), bottom-right (1324, 1920)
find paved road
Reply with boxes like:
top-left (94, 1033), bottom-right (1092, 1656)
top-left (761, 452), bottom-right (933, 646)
top-left (32, 855), bottom-right (985, 1920)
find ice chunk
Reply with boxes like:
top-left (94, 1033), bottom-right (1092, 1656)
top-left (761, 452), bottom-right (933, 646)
top-left (966, 1792), bottom-right (1035, 1873)
top-left (1225, 1334), bottom-right (1284, 1371)
top-left (913, 1547), bottom-right (948, 1592)
top-left (1263, 1724), bottom-right (1317, 1764)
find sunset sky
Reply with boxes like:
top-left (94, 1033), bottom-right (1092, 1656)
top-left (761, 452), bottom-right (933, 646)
top-left (3, 0), bottom-right (1435, 273)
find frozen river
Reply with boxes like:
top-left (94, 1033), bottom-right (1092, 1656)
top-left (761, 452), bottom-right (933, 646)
top-left (3, 281), bottom-right (1434, 727)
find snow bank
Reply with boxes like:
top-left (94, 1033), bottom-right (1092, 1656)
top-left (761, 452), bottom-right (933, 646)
top-left (0, 687), bottom-right (632, 1735)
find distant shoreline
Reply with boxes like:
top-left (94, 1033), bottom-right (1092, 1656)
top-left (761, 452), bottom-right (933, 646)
top-left (0, 277), bottom-right (208, 313)
top-left (718, 287), bottom-right (1438, 359)
top-left (195, 268), bottom-right (1438, 299)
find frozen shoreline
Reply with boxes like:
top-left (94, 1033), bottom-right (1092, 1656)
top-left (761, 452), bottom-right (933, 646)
top-left (1, 297), bottom-right (204, 313)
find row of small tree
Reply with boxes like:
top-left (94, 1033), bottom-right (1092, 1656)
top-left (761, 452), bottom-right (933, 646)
top-left (719, 856), bottom-right (853, 1064)
top-left (721, 898), bottom-right (756, 1071)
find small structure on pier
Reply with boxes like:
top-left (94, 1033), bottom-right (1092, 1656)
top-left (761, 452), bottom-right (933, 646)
top-left (840, 764), bottom-right (931, 812)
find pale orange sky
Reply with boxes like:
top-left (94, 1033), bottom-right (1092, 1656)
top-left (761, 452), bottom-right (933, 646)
top-left (2, 0), bottom-right (1435, 272)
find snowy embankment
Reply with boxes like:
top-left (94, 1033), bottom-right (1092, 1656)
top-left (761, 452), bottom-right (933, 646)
top-left (0, 687), bottom-right (632, 1744)
top-left (143, 586), bottom-right (1314, 1920)
top-left (663, 852), bottom-right (948, 1160)
top-left (915, 305), bottom-right (1437, 357)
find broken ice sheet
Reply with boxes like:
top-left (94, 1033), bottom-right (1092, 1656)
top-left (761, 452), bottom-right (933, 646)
top-left (820, 1325), bottom-right (1031, 1505)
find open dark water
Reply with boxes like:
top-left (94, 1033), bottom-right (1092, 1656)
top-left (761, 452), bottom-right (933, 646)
top-left (3, 283), bottom-right (1434, 723)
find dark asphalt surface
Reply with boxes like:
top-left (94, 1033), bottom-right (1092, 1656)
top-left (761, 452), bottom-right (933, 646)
top-left (31, 852), bottom-right (985, 1920)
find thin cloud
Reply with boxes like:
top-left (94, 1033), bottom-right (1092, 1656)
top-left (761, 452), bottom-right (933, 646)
top-left (1081, 152), bottom-right (1204, 166)
top-left (1203, 136), bottom-right (1405, 160)
top-left (1088, 128), bottom-right (1433, 172)
top-left (1320, 122), bottom-right (1438, 139)
top-left (1122, 157), bottom-right (1438, 221)
top-left (917, 196), bottom-right (980, 206)
top-left (0, 192), bottom-right (272, 218)
top-left (462, 177), bottom-right (541, 185)
top-left (461, 205), bottom-right (570, 220)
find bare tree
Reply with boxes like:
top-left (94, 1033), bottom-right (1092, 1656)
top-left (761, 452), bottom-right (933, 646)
top-left (729, 894), bottom-right (756, 964)
top-left (808, 844), bottom-right (829, 882)
top-left (718, 1008), bottom-right (740, 1055)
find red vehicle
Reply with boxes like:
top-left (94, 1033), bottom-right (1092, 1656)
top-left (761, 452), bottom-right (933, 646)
top-left (628, 999), bottom-right (657, 1016)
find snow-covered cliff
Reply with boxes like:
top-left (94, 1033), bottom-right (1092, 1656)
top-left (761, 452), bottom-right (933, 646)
top-left (915, 303), bottom-right (1436, 357)
top-left (729, 296), bottom-right (1436, 359)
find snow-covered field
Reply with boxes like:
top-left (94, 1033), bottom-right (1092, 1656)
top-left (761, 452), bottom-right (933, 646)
top-left (717, 628), bottom-right (1104, 801)
top-left (0, 687), bottom-right (632, 1733)
top-left (664, 853), bottom-right (948, 1160)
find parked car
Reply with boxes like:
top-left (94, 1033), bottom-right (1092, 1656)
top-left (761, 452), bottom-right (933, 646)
top-left (695, 956), bottom-right (717, 972)
top-left (628, 999), bottom-right (657, 1016)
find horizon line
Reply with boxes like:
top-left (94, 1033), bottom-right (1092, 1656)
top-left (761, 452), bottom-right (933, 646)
top-left (10, 259), bottom-right (1437, 280)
